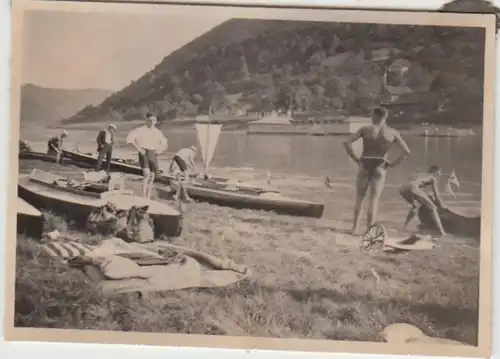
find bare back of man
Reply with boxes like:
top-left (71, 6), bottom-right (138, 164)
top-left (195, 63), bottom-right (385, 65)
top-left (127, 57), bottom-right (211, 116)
top-left (344, 107), bottom-right (410, 235)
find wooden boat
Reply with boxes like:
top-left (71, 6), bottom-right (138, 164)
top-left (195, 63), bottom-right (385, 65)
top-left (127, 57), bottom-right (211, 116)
top-left (158, 178), bottom-right (324, 218)
top-left (17, 196), bottom-right (44, 239)
top-left (61, 149), bottom-right (227, 184)
top-left (18, 169), bottom-right (183, 238)
top-left (62, 149), bottom-right (145, 175)
top-left (417, 200), bottom-right (480, 239)
top-left (19, 150), bottom-right (93, 168)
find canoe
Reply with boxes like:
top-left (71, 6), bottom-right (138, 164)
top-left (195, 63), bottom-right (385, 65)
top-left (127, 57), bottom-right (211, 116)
top-left (62, 149), bottom-right (149, 175)
top-left (61, 149), bottom-right (228, 184)
top-left (17, 196), bottom-right (44, 239)
top-left (19, 150), bottom-right (93, 168)
top-left (417, 203), bottom-right (480, 239)
top-left (158, 178), bottom-right (324, 218)
top-left (18, 169), bottom-right (183, 238)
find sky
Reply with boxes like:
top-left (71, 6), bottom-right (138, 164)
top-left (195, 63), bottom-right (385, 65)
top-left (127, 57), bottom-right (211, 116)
top-left (21, 10), bottom-right (227, 91)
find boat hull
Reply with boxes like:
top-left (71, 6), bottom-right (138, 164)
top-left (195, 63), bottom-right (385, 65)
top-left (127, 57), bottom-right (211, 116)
top-left (62, 150), bottom-right (145, 175)
top-left (417, 205), bottom-right (480, 239)
top-left (19, 150), bottom-right (93, 168)
top-left (18, 176), bottom-right (183, 238)
top-left (17, 197), bottom-right (44, 239)
top-left (158, 182), bottom-right (324, 218)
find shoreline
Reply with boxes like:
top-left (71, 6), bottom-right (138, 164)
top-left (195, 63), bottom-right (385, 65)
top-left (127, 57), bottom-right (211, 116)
top-left (54, 121), bottom-right (483, 137)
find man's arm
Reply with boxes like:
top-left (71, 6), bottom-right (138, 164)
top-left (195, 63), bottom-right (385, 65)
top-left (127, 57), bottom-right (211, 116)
top-left (188, 156), bottom-right (197, 173)
top-left (431, 177), bottom-right (445, 208)
top-left (343, 128), bottom-right (364, 163)
top-left (157, 131), bottom-right (168, 154)
top-left (126, 128), bottom-right (144, 154)
top-left (387, 131), bottom-right (410, 168)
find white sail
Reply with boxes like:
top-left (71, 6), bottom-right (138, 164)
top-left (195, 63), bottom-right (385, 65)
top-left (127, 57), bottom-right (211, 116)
top-left (195, 122), bottom-right (222, 173)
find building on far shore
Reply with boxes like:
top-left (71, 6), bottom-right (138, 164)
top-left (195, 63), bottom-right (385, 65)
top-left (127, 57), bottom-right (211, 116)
top-left (246, 111), bottom-right (371, 136)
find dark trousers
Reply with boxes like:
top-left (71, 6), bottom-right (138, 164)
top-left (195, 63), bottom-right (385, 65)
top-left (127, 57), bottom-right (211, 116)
top-left (96, 144), bottom-right (113, 173)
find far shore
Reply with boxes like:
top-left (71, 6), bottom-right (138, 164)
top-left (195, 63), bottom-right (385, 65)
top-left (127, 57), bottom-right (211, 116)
top-left (52, 120), bottom-right (483, 137)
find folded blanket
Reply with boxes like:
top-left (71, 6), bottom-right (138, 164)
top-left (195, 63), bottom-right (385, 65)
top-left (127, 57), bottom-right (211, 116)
top-left (85, 240), bottom-right (251, 295)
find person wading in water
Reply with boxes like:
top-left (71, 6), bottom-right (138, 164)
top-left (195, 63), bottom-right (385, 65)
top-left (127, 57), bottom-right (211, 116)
top-left (343, 106), bottom-right (411, 235)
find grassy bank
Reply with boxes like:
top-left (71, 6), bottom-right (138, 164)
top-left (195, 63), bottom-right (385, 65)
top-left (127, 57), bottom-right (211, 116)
top-left (15, 197), bottom-right (480, 343)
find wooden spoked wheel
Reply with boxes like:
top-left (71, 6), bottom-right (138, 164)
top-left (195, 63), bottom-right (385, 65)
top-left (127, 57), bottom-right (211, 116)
top-left (361, 223), bottom-right (388, 251)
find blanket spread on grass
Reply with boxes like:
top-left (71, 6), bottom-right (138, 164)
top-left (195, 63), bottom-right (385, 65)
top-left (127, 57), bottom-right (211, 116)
top-left (40, 237), bottom-right (250, 295)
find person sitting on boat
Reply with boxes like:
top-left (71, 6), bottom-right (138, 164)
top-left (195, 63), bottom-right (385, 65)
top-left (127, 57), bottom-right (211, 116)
top-left (343, 106), bottom-right (411, 236)
top-left (168, 145), bottom-right (198, 180)
top-left (47, 130), bottom-right (68, 163)
top-left (399, 165), bottom-right (447, 238)
top-left (95, 123), bottom-right (117, 174)
top-left (126, 113), bottom-right (168, 199)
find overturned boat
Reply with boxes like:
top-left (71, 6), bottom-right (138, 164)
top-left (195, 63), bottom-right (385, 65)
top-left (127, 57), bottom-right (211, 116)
top-left (18, 169), bottom-right (183, 238)
top-left (417, 202), bottom-right (480, 239)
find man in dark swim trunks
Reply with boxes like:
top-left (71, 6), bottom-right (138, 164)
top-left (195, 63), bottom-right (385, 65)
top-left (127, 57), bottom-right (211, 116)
top-left (399, 165), bottom-right (447, 237)
top-left (343, 106), bottom-right (411, 235)
top-left (168, 145), bottom-right (198, 180)
top-left (126, 113), bottom-right (168, 198)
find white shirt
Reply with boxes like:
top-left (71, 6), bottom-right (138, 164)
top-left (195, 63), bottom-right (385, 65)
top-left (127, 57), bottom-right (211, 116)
top-left (126, 125), bottom-right (168, 153)
top-left (175, 147), bottom-right (196, 162)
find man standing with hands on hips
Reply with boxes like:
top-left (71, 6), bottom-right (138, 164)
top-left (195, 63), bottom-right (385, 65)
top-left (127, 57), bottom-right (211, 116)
top-left (126, 113), bottom-right (168, 198)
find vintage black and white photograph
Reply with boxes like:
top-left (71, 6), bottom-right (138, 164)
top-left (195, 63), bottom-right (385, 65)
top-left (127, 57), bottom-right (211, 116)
top-left (4, 0), bottom-right (497, 357)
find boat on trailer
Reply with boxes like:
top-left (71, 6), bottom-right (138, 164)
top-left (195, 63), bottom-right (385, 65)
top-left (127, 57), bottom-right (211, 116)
top-left (18, 169), bottom-right (183, 238)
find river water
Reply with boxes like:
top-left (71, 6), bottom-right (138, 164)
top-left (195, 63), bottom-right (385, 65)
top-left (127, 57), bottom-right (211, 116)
top-left (22, 127), bottom-right (483, 236)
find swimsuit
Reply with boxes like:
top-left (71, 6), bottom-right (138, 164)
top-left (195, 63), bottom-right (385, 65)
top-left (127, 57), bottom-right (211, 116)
top-left (172, 155), bottom-right (188, 172)
top-left (138, 149), bottom-right (159, 174)
top-left (359, 157), bottom-right (388, 178)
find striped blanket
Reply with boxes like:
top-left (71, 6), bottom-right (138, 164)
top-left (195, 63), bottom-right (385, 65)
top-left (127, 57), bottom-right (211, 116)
top-left (40, 241), bottom-right (96, 261)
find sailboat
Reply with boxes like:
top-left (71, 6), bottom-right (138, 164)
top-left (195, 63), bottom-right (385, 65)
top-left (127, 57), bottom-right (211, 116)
top-left (194, 103), bottom-right (223, 177)
top-left (155, 103), bottom-right (325, 218)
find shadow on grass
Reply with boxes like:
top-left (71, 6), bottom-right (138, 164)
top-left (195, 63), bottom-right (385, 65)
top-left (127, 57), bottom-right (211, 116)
top-left (201, 279), bottom-right (478, 345)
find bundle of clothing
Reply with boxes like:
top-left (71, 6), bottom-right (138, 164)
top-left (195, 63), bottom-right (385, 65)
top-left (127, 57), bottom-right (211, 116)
top-left (87, 202), bottom-right (155, 243)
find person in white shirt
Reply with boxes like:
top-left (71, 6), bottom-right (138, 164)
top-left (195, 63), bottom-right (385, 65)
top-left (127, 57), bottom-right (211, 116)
top-left (168, 145), bottom-right (198, 179)
top-left (126, 113), bottom-right (168, 198)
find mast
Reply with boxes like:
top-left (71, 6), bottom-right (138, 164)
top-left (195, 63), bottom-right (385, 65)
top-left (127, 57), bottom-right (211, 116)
top-left (204, 101), bottom-right (212, 175)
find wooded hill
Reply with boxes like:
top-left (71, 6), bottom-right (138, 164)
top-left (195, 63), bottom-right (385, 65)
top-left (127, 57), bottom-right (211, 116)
top-left (21, 84), bottom-right (112, 126)
top-left (64, 17), bottom-right (487, 125)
